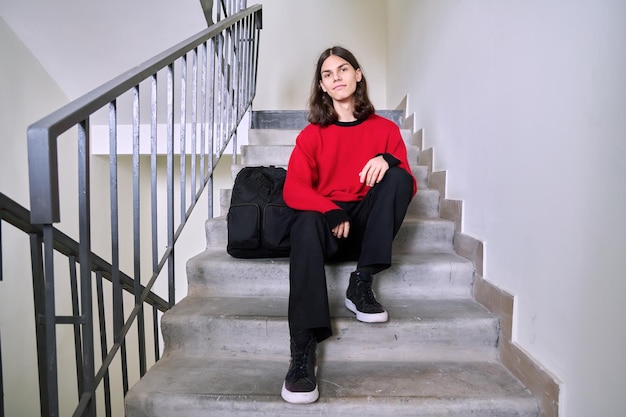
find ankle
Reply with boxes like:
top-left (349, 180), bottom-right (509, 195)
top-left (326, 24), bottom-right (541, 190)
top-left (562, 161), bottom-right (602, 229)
top-left (353, 270), bottom-right (373, 281)
top-left (291, 329), bottom-right (314, 346)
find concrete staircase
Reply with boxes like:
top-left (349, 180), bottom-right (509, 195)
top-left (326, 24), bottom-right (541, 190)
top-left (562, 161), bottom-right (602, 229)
top-left (125, 111), bottom-right (539, 416)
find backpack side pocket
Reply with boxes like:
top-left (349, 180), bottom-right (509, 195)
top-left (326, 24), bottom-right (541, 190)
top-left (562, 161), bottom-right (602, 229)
top-left (262, 203), bottom-right (294, 252)
top-left (227, 203), bottom-right (262, 251)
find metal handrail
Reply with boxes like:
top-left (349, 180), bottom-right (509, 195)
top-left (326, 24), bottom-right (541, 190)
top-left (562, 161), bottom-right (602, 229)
top-left (28, 5), bottom-right (261, 224)
top-left (20, 3), bottom-right (262, 416)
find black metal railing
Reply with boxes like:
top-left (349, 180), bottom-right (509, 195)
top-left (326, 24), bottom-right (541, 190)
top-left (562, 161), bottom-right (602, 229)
top-left (16, 2), bottom-right (262, 416)
top-left (0, 193), bottom-right (169, 415)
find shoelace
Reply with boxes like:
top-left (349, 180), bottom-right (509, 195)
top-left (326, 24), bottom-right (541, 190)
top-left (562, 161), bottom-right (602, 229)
top-left (358, 281), bottom-right (381, 306)
top-left (290, 344), bottom-right (313, 380)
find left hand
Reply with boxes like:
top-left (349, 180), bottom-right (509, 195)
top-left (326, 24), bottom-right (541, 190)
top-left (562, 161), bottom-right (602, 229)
top-left (359, 155), bottom-right (389, 187)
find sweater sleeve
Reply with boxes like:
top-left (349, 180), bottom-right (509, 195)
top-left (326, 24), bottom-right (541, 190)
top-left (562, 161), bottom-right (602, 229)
top-left (377, 152), bottom-right (401, 167)
top-left (384, 127), bottom-right (418, 196)
top-left (283, 130), bottom-right (346, 215)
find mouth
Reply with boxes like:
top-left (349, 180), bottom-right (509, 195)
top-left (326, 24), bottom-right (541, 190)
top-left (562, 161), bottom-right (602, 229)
top-left (333, 84), bottom-right (346, 90)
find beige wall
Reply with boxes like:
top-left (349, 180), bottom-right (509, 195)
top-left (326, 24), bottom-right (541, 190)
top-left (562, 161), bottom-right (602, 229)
top-left (385, 1), bottom-right (626, 416)
top-left (0, 17), bottom-right (70, 416)
top-left (249, 0), bottom-right (389, 110)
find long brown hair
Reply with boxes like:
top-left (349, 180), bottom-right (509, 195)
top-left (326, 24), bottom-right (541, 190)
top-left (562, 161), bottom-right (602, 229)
top-left (307, 46), bottom-right (375, 126)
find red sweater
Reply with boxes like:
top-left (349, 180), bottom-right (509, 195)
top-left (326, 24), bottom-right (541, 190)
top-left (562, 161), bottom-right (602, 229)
top-left (284, 114), bottom-right (417, 220)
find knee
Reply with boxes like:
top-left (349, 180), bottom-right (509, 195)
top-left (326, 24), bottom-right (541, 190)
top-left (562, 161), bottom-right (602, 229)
top-left (291, 211), bottom-right (327, 237)
top-left (290, 210), bottom-right (330, 248)
top-left (292, 210), bottom-right (325, 228)
top-left (382, 167), bottom-right (413, 189)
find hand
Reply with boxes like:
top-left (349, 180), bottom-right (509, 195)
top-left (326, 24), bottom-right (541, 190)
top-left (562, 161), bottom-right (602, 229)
top-left (359, 155), bottom-right (389, 187)
top-left (332, 220), bottom-right (350, 238)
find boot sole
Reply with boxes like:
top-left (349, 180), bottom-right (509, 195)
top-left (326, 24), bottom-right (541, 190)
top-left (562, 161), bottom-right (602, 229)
top-left (280, 382), bottom-right (319, 404)
top-left (281, 365), bottom-right (319, 404)
top-left (345, 298), bottom-right (389, 323)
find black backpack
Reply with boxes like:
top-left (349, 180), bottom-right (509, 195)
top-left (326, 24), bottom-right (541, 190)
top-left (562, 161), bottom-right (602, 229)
top-left (226, 166), bottom-right (295, 258)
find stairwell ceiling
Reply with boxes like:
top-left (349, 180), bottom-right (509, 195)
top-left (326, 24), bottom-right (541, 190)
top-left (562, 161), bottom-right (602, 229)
top-left (0, 0), bottom-right (207, 101)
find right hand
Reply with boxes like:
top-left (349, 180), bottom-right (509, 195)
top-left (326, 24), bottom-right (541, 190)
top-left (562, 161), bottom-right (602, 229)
top-left (332, 220), bottom-right (350, 238)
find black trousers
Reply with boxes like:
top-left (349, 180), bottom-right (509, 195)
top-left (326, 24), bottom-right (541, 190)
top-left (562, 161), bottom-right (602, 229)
top-left (288, 167), bottom-right (414, 342)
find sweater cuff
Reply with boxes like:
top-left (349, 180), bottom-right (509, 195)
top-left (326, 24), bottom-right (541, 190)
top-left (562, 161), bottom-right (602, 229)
top-left (324, 209), bottom-right (349, 229)
top-left (377, 153), bottom-right (401, 168)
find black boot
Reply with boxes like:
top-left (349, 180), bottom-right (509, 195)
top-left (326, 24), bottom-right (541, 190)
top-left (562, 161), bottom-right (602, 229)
top-left (345, 271), bottom-right (388, 323)
top-left (281, 330), bottom-right (319, 403)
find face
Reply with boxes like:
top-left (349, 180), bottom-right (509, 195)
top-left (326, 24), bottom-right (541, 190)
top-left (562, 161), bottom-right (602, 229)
top-left (319, 54), bottom-right (362, 104)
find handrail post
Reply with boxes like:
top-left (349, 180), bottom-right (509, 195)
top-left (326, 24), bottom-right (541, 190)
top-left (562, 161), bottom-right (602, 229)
top-left (27, 128), bottom-right (60, 225)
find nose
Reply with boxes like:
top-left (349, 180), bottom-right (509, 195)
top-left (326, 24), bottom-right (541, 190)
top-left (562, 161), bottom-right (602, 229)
top-left (333, 71), bottom-right (342, 81)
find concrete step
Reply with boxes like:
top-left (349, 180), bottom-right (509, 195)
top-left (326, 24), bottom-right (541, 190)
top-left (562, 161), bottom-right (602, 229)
top-left (186, 249), bottom-right (474, 300)
top-left (240, 144), bottom-right (421, 167)
top-left (161, 296), bottom-right (498, 362)
top-left (393, 216), bottom-right (454, 252)
top-left (126, 357), bottom-right (538, 417)
top-left (205, 214), bottom-right (453, 253)
top-left (247, 128), bottom-right (414, 146)
top-left (249, 109), bottom-right (405, 130)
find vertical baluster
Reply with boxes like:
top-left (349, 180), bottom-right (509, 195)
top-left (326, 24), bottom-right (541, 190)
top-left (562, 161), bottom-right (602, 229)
top-left (239, 17), bottom-right (244, 115)
top-left (77, 119), bottom-right (96, 416)
top-left (253, 12), bottom-right (261, 100)
top-left (233, 22), bottom-right (241, 120)
top-left (222, 27), bottom-right (229, 154)
top-left (95, 271), bottom-right (112, 417)
top-left (216, 33), bottom-right (224, 153)
top-left (226, 27), bottom-right (233, 149)
top-left (224, 29), bottom-right (231, 152)
top-left (43, 228), bottom-right (58, 416)
top-left (191, 48), bottom-right (198, 201)
top-left (246, 15), bottom-right (256, 102)
top-left (199, 42), bottom-right (207, 195)
top-left (241, 15), bottom-right (247, 108)
top-left (231, 19), bottom-right (240, 161)
top-left (167, 63), bottom-right (176, 307)
top-left (152, 307), bottom-right (160, 361)
top-left (179, 54), bottom-right (187, 224)
top-left (68, 256), bottom-right (84, 398)
top-left (151, 75), bottom-right (159, 274)
top-left (207, 38), bottom-right (216, 218)
top-left (109, 100), bottom-right (130, 394)
top-left (29, 230), bottom-right (53, 416)
top-left (132, 85), bottom-right (147, 377)
top-left (240, 16), bottom-right (247, 114)
top-left (232, 25), bottom-right (238, 147)
top-left (243, 15), bottom-right (250, 110)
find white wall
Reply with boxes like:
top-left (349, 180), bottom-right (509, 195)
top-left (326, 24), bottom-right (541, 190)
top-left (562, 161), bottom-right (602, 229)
top-left (385, 1), bottom-right (626, 416)
top-left (249, 0), bottom-right (389, 110)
